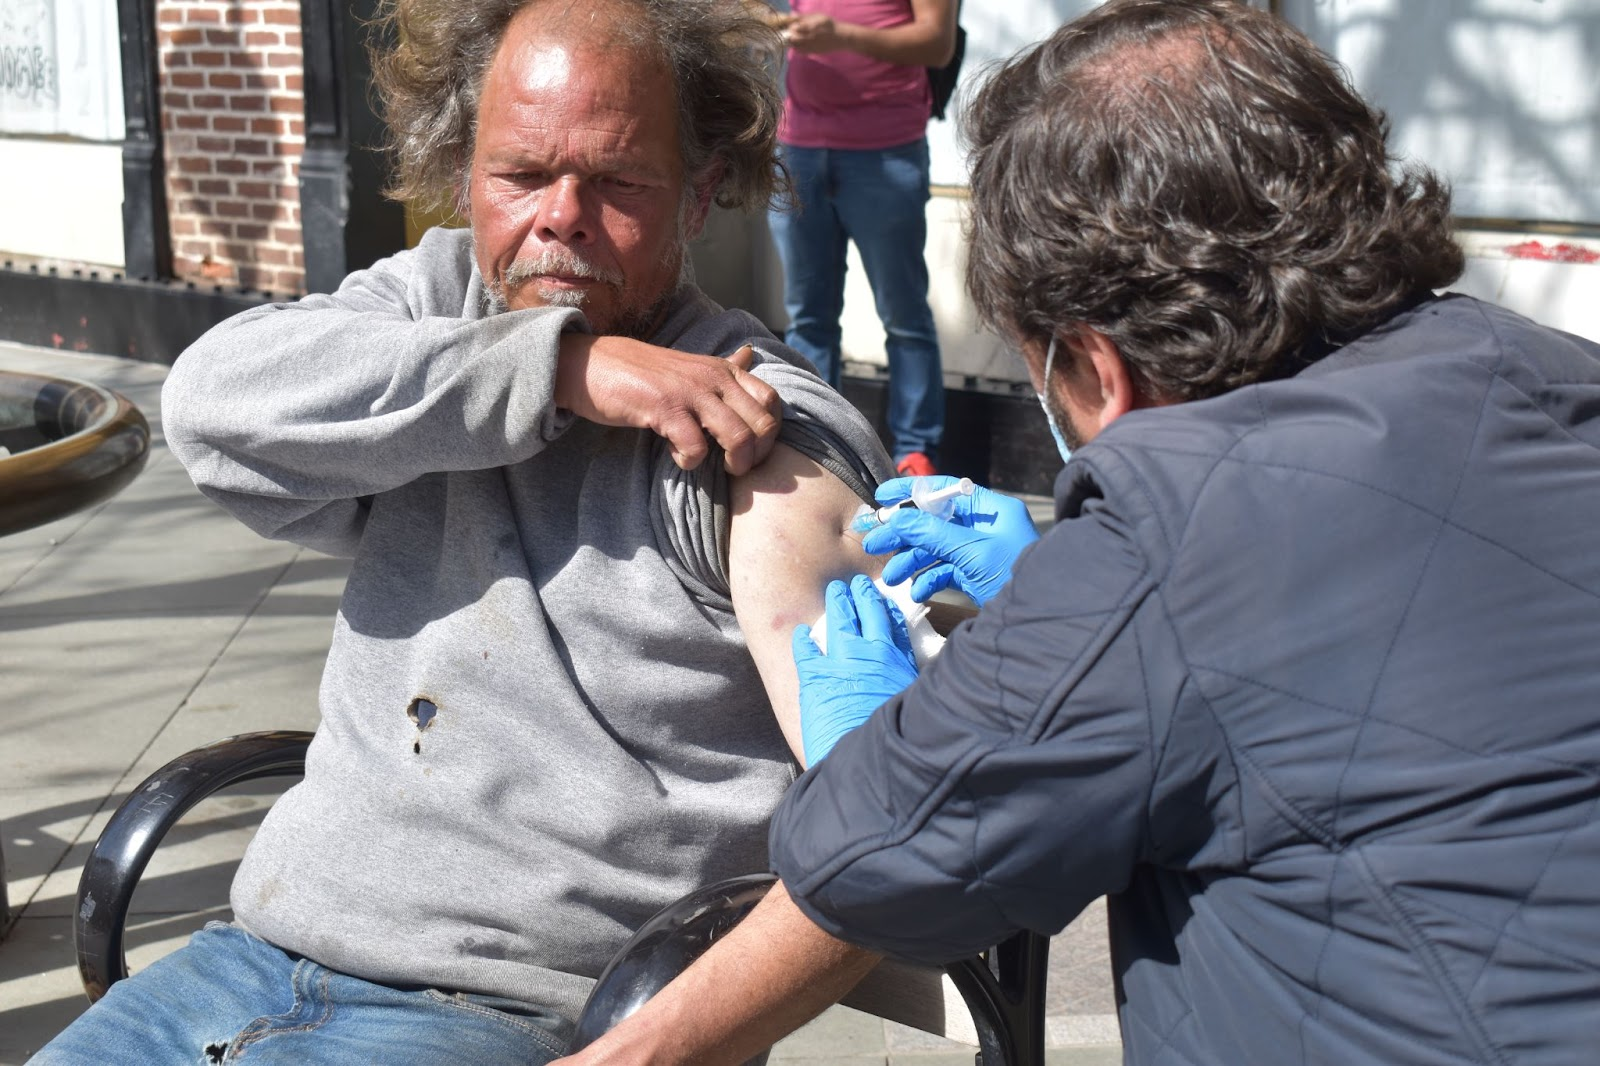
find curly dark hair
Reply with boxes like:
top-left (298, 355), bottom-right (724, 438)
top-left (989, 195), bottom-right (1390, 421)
top-left (963, 0), bottom-right (1464, 401)
top-left (370, 0), bottom-right (786, 217)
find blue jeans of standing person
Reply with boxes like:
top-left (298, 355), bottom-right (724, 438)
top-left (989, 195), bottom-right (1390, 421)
top-left (769, 138), bottom-right (944, 464)
top-left (31, 922), bottom-right (571, 1065)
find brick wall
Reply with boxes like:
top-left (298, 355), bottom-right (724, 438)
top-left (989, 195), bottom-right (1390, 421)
top-left (158, 0), bottom-right (306, 295)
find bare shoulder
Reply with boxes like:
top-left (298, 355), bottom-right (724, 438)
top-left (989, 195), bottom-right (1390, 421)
top-left (728, 444), bottom-right (882, 599)
top-left (728, 443), bottom-right (884, 761)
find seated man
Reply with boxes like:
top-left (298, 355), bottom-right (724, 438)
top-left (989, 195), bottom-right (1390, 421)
top-left (36, 1), bottom-right (884, 1062)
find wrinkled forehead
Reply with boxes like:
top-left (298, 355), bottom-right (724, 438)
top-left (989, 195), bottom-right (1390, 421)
top-left (496, 0), bottom-right (672, 84)
top-left (478, 26), bottom-right (681, 164)
top-left (482, 1), bottom-right (678, 134)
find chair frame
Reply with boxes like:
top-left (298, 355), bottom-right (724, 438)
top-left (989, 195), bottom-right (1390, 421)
top-left (74, 731), bottom-right (311, 1002)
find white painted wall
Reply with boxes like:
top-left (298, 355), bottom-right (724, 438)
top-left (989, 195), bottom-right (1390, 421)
top-left (0, 139), bottom-right (125, 267)
top-left (0, 0), bottom-right (125, 268)
top-left (1281, 0), bottom-right (1600, 225)
top-left (0, 0), bottom-right (125, 141)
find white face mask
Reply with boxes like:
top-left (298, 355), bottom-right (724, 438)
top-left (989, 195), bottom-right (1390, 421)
top-left (1037, 335), bottom-right (1074, 463)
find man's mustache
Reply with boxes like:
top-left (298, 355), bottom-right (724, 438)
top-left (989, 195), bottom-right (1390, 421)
top-left (503, 251), bottom-right (623, 288)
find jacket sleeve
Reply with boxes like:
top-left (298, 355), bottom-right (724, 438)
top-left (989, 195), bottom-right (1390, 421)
top-left (769, 488), bottom-right (1170, 964)
top-left (161, 243), bottom-right (585, 555)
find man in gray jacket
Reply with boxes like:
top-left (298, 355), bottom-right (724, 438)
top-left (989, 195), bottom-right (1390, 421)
top-left (36, 1), bottom-right (885, 1063)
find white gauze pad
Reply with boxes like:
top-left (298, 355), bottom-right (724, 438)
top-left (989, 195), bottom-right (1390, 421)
top-left (809, 576), bottom-right (947, 667)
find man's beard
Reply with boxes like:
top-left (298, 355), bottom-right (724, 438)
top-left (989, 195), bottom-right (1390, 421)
top-left (481, 243), bottom-right (690, 341)
top-left (1043, 386), bottom-right (1088, 453)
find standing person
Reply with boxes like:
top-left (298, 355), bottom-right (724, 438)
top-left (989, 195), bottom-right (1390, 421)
top-left (768, 0), bottom-right (958, 478)
top-left (560, 2), bottom-right (1600, 1064)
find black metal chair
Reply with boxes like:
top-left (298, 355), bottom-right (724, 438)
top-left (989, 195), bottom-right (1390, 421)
top-left (74, 731), bottom-right (311, 1002)
top-left (74, 729), bottom-right (1048, 1063)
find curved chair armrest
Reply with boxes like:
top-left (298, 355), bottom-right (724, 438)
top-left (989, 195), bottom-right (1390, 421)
top-left (568, 873), bottom-right (780, 1052)
top-left (75, 730), bottom-right (314, 1002)
top-left (567, 872), bottom-right (1048, 1065)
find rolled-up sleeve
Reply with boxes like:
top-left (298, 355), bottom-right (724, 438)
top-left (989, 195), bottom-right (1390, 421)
top-left (770, 486), bottom-right (1173, 964)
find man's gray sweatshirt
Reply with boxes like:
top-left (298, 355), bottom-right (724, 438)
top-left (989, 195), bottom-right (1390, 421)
top-left (161, 226), bottom-right (891, 1024)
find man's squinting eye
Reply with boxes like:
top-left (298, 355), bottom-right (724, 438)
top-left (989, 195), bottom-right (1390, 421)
top-left (490, 168), bottom-right (548, 187)
top-left (603, 176), bottom-right (645, 191)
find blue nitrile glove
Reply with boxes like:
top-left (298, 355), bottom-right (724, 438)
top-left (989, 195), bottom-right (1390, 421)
top-left (791, 575), bottom-right (920, 765)
top-left (862, 476), bottom-right (1040, 607)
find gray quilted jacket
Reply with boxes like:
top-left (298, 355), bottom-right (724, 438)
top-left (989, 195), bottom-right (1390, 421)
top-left (773, 295), bottom-right (1600, 1065)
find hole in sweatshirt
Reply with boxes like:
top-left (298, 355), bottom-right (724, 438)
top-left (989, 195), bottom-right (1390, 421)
top-left (204, 1043), bottom-right (228, 1064)
top-left (408, 697), bottom-right (438, 754)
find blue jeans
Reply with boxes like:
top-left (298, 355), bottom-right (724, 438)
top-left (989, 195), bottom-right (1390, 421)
top-left (769, 139), bottom-right (945, 462)
top-left (33, 923), bottom-right (572, 1065)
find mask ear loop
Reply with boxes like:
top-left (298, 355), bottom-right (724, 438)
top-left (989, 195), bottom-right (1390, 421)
top-left (1037, 335), bottom-right (1074, 463)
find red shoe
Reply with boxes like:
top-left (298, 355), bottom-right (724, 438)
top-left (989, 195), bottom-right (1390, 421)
top-left (895, 451), bottom-right (938, 478)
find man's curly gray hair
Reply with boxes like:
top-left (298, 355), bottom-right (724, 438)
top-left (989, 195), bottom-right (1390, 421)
top-left (370, 0), bottom-right (786, 216)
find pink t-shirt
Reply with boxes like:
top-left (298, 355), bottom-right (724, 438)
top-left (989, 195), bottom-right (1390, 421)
top-left (779, 0), bottom-right (933, 150)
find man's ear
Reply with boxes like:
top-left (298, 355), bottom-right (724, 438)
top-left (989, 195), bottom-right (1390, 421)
top-left (1060, 326), bottom-right (1156, 434)
top-left (685, 161), bottom-right (727, 240)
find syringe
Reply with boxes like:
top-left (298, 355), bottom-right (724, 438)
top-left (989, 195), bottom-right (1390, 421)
top-left (849, 477), bottom-right (974, 534)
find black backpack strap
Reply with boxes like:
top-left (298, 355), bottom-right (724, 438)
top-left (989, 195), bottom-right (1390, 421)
top-left (927, 0), bottom-right (966, 121)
